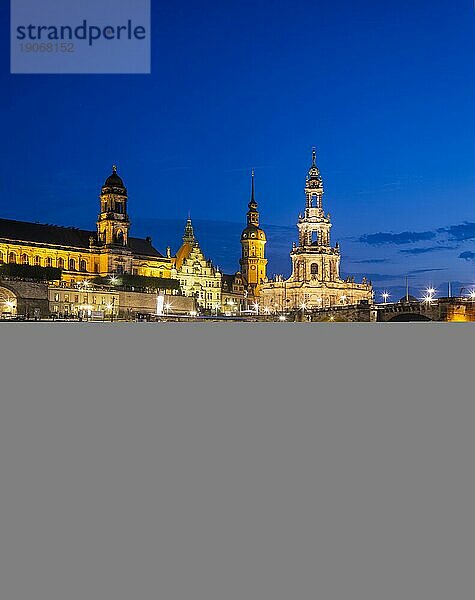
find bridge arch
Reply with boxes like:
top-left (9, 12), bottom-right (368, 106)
top-left (388, 313), bottom-right (432, 322)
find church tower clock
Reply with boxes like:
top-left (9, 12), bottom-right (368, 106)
top-left (240, 170), bottom-right (267, 301)
top-left (97, 165), bottom-right (130, 247)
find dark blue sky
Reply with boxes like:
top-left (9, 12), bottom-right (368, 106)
top-left (2, 0), bottom-right (475, 298)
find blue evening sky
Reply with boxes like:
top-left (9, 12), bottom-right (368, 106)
top-left (2, 0), bottom-right (475, 298)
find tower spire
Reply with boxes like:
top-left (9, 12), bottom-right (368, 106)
top-left (312, 147), bottom-right (316, 167)
top-left (183, 216), bottom-right (195, 243)
top-left (248, 169), bottom-right (258, 212)
top-left (240, 170), bottom-right (267, 302)
top-left (247, 169), bottom-right (258, 226)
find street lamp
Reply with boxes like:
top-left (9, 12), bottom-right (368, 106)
top-left (469, 289), bottom-right (475, 301)
top-left (278, 314), bottom-right (286, 322)
top-left (421, 287), bottom-right (436, 304)
top-left (164, 302), bottom-right (172, 316)
top-left (381, 291), bottom-right (390, 304)
top-left (252, 302), bottom-right (259, 315)
top-left (4, 299), bottom-right (15, 315)
top-left (106, 302), bottom-right (114, 321)
top-left (78, 280), bottom-right (91, 320)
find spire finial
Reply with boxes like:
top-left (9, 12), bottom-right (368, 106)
top-left (251, 168), bottom-right (255, 203)
top-left (312, 147), bottom-right (316, 166)
top-left (112, 164), bottom-right (117, 173)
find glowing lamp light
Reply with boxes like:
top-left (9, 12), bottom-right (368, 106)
top-left (469, 290), bottom-right (475, 300)
top-left (300, 303), bottom-right (307, 310)
top-left (106, 304), bottom-right (113, 311)
top-left (4, 300), bottom-right (15, 310)
top-left (109, 276), bottom-right (119, 285)
top-left (382, 291), bottom-right (390, 303)
top-left (278, 315), bottom-right (287, 321)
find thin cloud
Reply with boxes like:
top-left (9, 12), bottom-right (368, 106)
top-left (446, 222), bottom-right (475, 241)
top-left (351, 258), bottom-right (391, 264)
top-left (360, 231), bottom-right (437, 245)
top-left (408, 268), bottom-right (447, 274)
top-left (459, 251), bottom-right (475, 261)
top-left (400, 245), bottom-right (456, 255)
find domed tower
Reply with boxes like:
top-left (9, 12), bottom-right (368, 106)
top-left (240, 170), bottom-right (267, 300)
top-left (97, 165), bottom-right (130, 246)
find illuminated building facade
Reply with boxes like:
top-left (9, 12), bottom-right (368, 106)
top-left (0, 166), bottom-right (174, 285)
top-left (261, 150), bottom-right (373, 311)
top-left (174, 218), bottom-right (222, 312)
top-left (221, 272), bottom-right (245, 314)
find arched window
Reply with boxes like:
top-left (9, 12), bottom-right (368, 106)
top-left (45, 257), bottom-right (52, 267)
top-left (80, 259), bottom-right (87, 272)
top-left (311, 263), bottom-right (318, 275)
top-left (21, 253), bottom-right (29, 265)
top-left (34, 256), bottom-right (41, 266)
top-left (116, 230), bottom-right (124, 245)
top-left (57, 257), bottom-right (65, 269)
top-left (69, 258), bottom-right (76, 271)
top-left (9, 252), bottom-right (16, 264)
top-left (0, 251), bottom-right (4, 263)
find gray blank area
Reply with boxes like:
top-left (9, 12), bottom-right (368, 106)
top-left (0, 324), bottom-right (474, 600)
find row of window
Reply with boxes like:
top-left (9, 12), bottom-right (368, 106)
top-left (53, 293), bottom-right (115, 304)
top-left (0, 252), bottom-right (89, 271)
top-left (179, 279), bottom-right (220, 288)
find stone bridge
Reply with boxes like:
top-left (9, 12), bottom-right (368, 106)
top-left (290, 298), bottom-right (475, 323)
top-left (0, 280), bottom-right (49, 319)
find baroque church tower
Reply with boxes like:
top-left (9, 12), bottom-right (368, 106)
top-left (290, 149), bottom-right (340, 283)
top-left (97, 165), bottom-right (130, 247)
top-left (240, 170), bottom-right (267, 299)
top-left (260, 148), bottom-right (372, 311)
